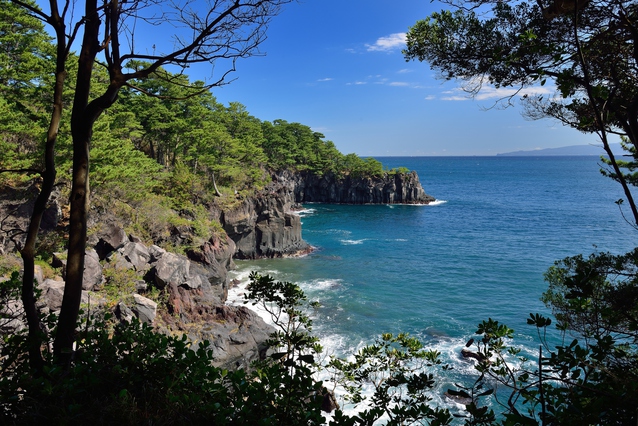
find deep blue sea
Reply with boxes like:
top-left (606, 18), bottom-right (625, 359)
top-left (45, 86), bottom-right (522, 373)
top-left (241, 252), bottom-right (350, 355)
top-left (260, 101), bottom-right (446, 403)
top-left (229, 156), bottom-right (637, 416)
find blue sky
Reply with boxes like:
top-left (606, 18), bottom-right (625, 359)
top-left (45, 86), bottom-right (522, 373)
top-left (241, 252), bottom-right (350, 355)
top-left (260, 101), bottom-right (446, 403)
top-left (190, 0), bottom-right (603, 157)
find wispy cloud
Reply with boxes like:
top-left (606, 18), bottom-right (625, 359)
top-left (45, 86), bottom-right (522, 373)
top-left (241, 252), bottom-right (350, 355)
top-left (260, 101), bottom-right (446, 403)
top-left (317, 78), bottom-right (333, 82)
top-left (397, 68), bottom-right (413, 74)
top-left (366, 33), bottom-right (406, 52)
top-left (440, 84), bottom-right (554, 101)
top-left (346, 75), bottom-right (426, 88)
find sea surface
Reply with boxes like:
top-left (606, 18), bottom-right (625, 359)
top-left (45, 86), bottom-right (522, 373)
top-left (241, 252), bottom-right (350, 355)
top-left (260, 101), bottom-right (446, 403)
top-left (228, 156), bottom-right (637, 417)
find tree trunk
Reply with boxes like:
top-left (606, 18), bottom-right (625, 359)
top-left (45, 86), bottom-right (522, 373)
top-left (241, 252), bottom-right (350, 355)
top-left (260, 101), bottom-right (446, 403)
top-left (52, 0), bottom-right (123, 363)
top-left (20, 7), bottom-right (67, 373)
top-left (211, 171), bottom-right (222, 197)
top-left (53, 0), bottom-right (100, 364)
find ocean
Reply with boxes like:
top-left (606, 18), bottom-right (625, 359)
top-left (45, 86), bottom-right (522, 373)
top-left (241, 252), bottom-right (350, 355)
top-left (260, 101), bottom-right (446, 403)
top-left (228, 156), bottom-right (637, 417)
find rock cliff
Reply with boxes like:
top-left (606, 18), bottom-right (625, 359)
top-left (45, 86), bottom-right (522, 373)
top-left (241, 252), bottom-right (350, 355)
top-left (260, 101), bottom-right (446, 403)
top-left (276, 170), bottom-right (435, 205)
top-left (222, 182), bottom-right (311, 259)
top-left (221, 169), bottom-right (434, 259)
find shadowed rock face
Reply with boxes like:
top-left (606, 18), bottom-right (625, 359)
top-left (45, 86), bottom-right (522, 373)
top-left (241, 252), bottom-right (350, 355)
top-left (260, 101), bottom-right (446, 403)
top-left (276, 170), bottom-right (435, 205)
top-left (0, 184), bottom-right (61, 255)
top-left (222, 186), bottom-right (310, 260)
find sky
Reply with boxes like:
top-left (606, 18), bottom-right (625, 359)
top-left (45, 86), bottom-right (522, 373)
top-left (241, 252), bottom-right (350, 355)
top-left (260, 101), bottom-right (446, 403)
top-left (184, 0), bottom-right (606, 157)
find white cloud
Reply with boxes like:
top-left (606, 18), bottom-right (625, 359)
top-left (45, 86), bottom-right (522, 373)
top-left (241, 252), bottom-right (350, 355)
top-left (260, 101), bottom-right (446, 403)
top-left (317, 78), bottom-right (333, 82)
top-left (397, 68), bottom-right (413, 74)
top-left (388, 82), bottom-right (410, 87)
top-left (425, 95), bottom-right (436, 100)
top-left (366, 33), bottom-right (406, 52)
top-left (440, 83), bottom-right (555, 101)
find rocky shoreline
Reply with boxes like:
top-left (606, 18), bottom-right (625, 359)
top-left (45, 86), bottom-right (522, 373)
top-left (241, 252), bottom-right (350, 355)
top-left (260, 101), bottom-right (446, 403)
top-left (0, 169), bottom-right (434, 368)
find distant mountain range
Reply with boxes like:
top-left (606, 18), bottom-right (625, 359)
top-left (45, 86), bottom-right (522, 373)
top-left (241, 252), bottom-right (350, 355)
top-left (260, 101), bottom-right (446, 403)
top-left (497, 143), bottom-right (622, 156)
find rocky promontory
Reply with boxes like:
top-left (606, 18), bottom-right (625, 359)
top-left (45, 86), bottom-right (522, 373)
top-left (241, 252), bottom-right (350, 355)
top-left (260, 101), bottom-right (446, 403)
top-left (277, 169), bottom-right (435, 205)
top-left (221, 170), bottom-right (434, 259)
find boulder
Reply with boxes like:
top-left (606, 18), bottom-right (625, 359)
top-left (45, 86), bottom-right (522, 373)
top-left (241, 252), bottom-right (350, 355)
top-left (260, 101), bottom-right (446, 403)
top-left (38, 279), bottom-right (102, 312)
top-left (152, 252), bottom-right (190, 289)
top-left (94, 223), bottom-right (128, 260)
top-left (39, 279), bottom-right (66, 311)
top-left (52, 249), bottom-right (103, 291)
top-left (148, 245), bottom-right (167, 262)
top-left (131, 294), bottom-right (157, 324)
top-left (117, 241), bottom-right (152, 272)
top-left (321, 388), bottom-right (339, 413)
top-left (192, 305), bottom-right (274, 370)
top-left (0, 299), bottom-right (24, 334)
top-left (83, 249), bottom-right (103, 290)
top-left (116, 302), bottom-right (135, 323)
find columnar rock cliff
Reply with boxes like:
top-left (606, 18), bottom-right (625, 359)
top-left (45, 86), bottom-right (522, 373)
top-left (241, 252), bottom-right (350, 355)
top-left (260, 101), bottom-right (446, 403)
top-left (221, 170), bottom-right (434, 259)
top-left (221, 183), bottom-right (311, 259)
top-left (276, 170), bottom-right (435, 205)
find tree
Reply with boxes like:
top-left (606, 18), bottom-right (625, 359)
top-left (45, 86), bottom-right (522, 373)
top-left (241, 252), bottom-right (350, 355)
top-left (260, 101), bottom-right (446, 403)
top-left (404, 0), bottom-right (638, 227)
top-left (2, 0), bottom-right (74, 372)
top-left (10, 0), bottom-right (293, 365)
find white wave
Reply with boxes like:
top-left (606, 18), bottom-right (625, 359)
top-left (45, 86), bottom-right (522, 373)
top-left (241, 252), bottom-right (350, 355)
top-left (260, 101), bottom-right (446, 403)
top-left (398, 199), bottom-right (448, 206)
top-left (315, 331), bottom-right (539, 423)
top-left (293, 208), bottom-right (316, 217)
top-left (301, 278), bottom-right (343, 292)
top-left (340, 239), bottom-right (366, 245)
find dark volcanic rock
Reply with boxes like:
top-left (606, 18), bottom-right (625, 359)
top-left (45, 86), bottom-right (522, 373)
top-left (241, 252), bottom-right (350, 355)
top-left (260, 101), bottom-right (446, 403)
top-left (52, 249), bottom-right (104, 291)
top-left (93, 223), bottom-right (128, 260)
top-left (221, 169), bottom-right (433, 259)
top-left (276, 169), bottom-right (435, 205)
top-left (131, 293), bottom-right (157, 324)
top-left (192, 305), bottom-right (274, 370)
top-left (83, 249), bottom-right (104, 290)
top-left (222, 186), bottom-right (310, 259)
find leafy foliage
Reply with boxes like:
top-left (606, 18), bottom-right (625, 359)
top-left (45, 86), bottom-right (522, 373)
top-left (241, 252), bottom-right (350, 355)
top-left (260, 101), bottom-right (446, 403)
top-left (328, 333), bottom-right (453, 425)
top-left (456, 250), bottom-right (638, 425)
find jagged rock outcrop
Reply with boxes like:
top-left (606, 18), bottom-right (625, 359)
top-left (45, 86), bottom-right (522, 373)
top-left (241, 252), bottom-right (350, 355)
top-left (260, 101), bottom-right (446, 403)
top-left (221, 169), bottom-right (434, 259)
top-left (275, 170), bottom-right (435, 205)
top-left (222, 184), bottom-right (311, 259)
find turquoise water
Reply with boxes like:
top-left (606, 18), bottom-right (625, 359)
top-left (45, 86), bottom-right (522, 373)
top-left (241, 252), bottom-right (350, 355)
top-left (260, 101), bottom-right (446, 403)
top-left (229, 156), bottom-right (637, 414)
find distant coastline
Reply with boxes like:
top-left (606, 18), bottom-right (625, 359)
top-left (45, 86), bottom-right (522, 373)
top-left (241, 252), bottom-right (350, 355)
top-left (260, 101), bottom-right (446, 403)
top-left (496, 143), bottom-right (622, 156)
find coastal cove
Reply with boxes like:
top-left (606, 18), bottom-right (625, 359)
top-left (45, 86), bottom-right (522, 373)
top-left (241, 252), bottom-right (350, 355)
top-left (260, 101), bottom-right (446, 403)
top-left (228, 156), bottom-right (637, 409)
